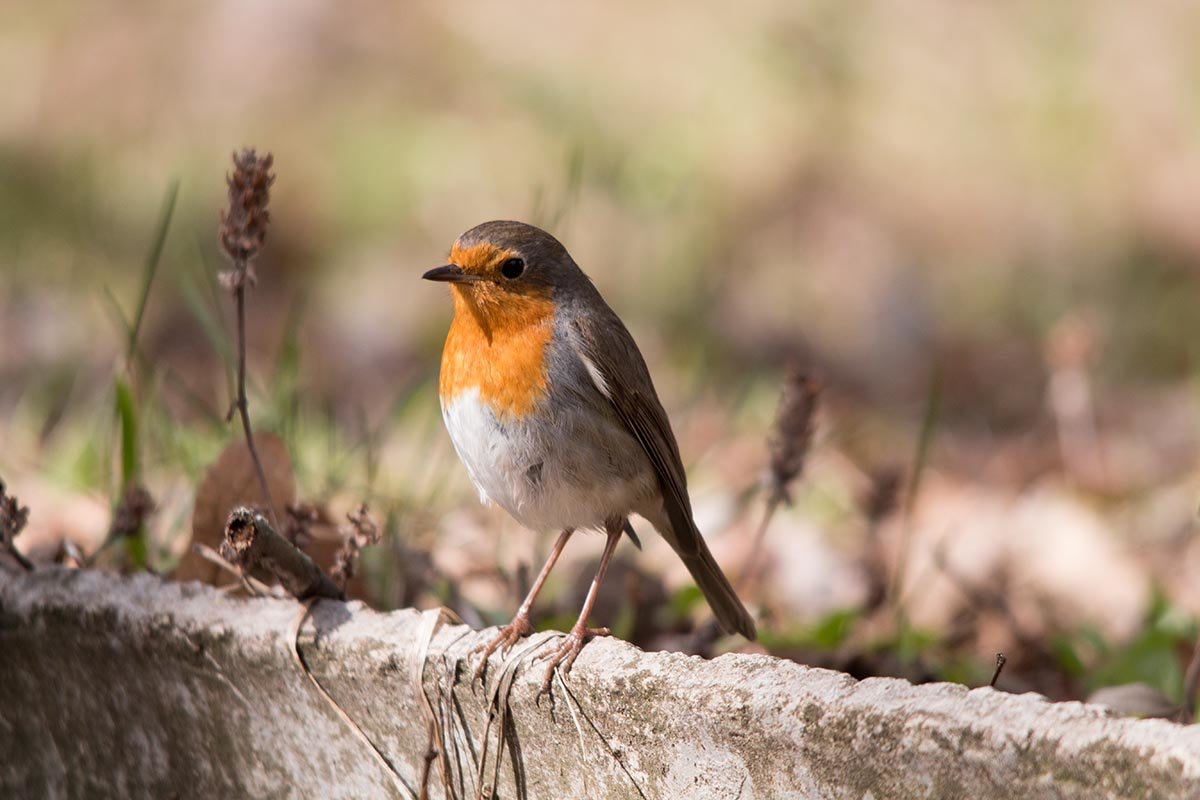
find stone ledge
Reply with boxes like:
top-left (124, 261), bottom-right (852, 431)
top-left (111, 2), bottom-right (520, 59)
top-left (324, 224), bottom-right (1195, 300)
top-left (1, 568), bottom-right (1198, 799)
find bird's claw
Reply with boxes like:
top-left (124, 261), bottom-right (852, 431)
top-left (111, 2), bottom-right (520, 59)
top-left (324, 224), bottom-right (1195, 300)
top-left (471, 613), bottom-right (535, 685)
top-left (536, 625), bottom-right (610, 701)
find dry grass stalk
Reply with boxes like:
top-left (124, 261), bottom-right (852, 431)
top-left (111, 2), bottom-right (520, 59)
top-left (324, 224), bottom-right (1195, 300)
top-left (1045, 315), bottom-right (1108, 488)
top-left (219, 148), bottom-right (279, 528)
top-left (331, 504), bottom-right (382, 590)
top-left (1183, 638), bottom-right (1200, 723)
top-left (0, 479), bottom-right (33, 571)
top-left (190, 542), bottom-right (273, 596)
top-left (859, 466), bottom-right (902, 612)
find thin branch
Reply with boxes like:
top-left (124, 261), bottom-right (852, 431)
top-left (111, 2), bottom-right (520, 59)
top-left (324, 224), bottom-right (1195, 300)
top-left (220, 507), bottom-right (344, 601)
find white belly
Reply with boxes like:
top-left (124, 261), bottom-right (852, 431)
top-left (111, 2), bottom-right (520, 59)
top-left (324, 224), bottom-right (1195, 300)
top-left (441, 388), bottom-right (656, 532)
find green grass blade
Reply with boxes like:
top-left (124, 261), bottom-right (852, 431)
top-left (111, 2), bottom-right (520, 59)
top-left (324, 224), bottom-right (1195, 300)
top-left (127, 179), bottom-right (180, 362)
top-left (114, 376), bottom-right (139, 485)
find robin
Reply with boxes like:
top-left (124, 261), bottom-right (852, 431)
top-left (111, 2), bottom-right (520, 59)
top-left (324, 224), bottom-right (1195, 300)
top-left (423, 220), bottom-right (756, 692)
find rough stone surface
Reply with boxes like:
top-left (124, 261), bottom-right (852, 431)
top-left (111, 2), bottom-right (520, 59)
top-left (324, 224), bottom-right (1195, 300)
top-left (2, 568), bottom-right (1200, 799)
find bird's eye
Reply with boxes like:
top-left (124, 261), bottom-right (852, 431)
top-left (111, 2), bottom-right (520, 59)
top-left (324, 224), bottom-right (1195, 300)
top-left (500, 257), bottom-right (525, 279)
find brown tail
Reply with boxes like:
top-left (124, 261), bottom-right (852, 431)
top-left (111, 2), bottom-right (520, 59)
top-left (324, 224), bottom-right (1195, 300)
top-left (646, 509), bottom-right (756, 639)
top-left (680, 541), bottom-right (757, 639)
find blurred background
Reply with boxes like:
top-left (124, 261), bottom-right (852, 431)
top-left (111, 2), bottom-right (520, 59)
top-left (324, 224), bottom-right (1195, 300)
top-left (3, 1), bottom-right (1200, 711)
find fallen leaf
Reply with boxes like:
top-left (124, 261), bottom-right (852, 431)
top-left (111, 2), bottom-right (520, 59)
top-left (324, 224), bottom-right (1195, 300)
top-left (173, 432), bottom-right (295, 585)
top-left (1087, 683), bottom-right (1181, 720)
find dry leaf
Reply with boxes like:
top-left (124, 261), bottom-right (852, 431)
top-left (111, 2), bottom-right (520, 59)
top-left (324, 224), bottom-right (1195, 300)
top-left (173, 432), bottom-right (295, 585)
top-left (1087, 683), bottom-right (1181, 720)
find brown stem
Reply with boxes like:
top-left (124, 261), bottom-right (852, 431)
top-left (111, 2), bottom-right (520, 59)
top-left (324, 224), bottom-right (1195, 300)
top-left (5, 541), bottom-right (34, 572)
top-left (989, 653), bottom-right (1007, 688)
top-left (221, 507), bottom-right (343, 601)
top-left (740, 496), bottom-right (780, 590)
top-left (1184, 638), bottom-right (1200, 723)
top-left (190, 542), bottom-right (271, 596)
top-left (231, 280), bottom-right (277, 528)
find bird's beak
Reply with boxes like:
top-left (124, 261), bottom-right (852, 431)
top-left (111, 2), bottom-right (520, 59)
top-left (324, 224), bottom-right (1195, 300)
top-left (422, 264), bottom-right (480, 284)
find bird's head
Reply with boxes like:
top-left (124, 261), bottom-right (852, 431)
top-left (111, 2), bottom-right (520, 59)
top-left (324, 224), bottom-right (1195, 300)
top-left (423, 221), bottom-right (586, 325)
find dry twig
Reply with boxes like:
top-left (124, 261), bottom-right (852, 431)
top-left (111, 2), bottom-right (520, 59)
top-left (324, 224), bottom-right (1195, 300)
top-left (190, 542), bottom-right (272, 596)
top-left (989, 653), bottom-right (1007, 688)
top-left (0, 479), bottom-right (33, 571)
top-left (859, 466), bottom-right (902, 612)
top-left (219, 148), bottom-right (279, 528)
top-left (220, 507), bottom-right (344, 601)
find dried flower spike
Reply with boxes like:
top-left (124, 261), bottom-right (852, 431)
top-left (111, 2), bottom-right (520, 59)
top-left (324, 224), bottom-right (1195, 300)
top-left (331, 503), bottom-right (382, 589)
top-left (219, 149), bottom-right (275, 289)
top-left (0, 479), bottom-right (33, 570)
top-left (766, 366), bottom-right (822, 507)
top-left (861, 466), bottom-right (902, 524)
top-left (108, 484), bottom-right (156, 539)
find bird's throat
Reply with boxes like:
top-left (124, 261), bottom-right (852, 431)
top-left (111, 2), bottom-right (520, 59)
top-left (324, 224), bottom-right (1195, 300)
top-left (439, 286), bottom-right (555, 418)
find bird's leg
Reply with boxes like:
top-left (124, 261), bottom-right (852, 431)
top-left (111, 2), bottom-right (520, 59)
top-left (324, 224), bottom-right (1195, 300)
top-left (537, 517), bottom-right (623, 699)
top-left (473, 528), bottom-right (574, 683)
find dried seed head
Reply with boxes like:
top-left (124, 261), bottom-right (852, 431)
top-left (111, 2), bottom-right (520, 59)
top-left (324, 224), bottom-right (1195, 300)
top-left (331, 503), bottom-right (382, 588)
top-left (766, 366), bottom-right (821, 507)
top-left (0, 480), bottom-right (30, 546)
top-left (109, 484), bottom-right (156, 539)
top-left (861, 466), bottom-right (902, 524)
top-left (345, 504), bottom-right (381, 547)
top-left (219, 148), bottom-right (275, 288)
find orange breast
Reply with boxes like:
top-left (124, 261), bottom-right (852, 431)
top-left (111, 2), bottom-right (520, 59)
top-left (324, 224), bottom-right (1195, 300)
top-left (439, 286), bottom-right (555, 418)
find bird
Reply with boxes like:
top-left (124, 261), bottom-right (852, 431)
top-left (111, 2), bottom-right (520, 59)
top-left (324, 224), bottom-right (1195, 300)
top-left (423, 220), bottom-right (756, 693)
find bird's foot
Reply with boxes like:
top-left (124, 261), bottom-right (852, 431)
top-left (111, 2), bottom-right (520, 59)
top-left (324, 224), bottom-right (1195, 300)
top-left (472, 612), bottom-right (535, 684)
top-left (536, 624), bottom-right (610, 701)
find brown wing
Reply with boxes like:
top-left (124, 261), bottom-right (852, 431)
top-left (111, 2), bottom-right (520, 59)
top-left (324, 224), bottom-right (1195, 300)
top-left (568, 313), bottom-right (693, 538)
top-left (569, 307), bottom-right (757, 639)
